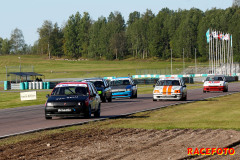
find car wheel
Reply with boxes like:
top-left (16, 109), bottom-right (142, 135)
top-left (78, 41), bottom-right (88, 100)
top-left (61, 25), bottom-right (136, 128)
top-left (94, 104), bottom-right (101, 118)
top-left (130, 92), bottom-right (134, 99)
top-left (101, 96), bottom-right (107, 102)
top-left (107, 96), bottom-right (112, 102)
top-left (223, 87), bottom-right (228, 92)
top-left (184, 95), bottom-right (187, 101)
top-left (45, 116), bottom-right (52, 120)
top-left (84, 106), bottom-right (91, 119)
top-left (153, 98), bottom-right (157, 101)
top-left (134, 91), bottom-right (138, 98)
top-left (203, 90), bottom-right (206, 93)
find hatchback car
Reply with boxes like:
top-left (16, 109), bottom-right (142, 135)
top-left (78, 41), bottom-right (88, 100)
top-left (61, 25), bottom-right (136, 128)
top-left (153, 77), bottom-right (187, 101)
top-left (110, 77), bottom-right (137, 99)
top-left (45, 82), bottom-right (101, 119)
top-left (203, 75), bottom-right (228, 93)
top-left (83, 78), bottom-right (112, 102)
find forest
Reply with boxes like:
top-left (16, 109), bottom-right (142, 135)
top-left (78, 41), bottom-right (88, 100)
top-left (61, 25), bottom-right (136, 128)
top-left (0, 7), bottom-right (239, 61)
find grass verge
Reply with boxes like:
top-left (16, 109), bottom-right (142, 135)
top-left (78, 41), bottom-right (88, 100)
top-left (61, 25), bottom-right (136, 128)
top-left (0, 90), bottom-right (51, 109)
top-left (1, 92), bottom-right (240, 146)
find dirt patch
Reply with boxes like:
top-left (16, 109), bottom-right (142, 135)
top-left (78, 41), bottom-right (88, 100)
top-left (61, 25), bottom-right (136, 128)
top-left (1, 128), bottom-right (240, 160)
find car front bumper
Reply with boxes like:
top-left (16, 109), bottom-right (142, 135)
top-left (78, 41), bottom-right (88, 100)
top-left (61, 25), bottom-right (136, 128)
top-left (153, 94), bottom-right (182, 100)
top-left (112, 91), bottom-right (132, 98)
top-left (203, 86), bottom-right (225, 92)
top-left (45, 106), bottom-right (86, 117)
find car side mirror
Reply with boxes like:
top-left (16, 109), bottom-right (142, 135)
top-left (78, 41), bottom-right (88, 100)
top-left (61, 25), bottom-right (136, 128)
top-left (46, 94), bottom-right (50, 98)
top-left (153, 85), bottom-right (155, 87)
top-left (183, 85), bottom-right (186, 87)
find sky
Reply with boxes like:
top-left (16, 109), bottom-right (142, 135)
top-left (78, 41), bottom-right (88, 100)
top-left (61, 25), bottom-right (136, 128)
top-left (0, 0), bottom-right (233, 46)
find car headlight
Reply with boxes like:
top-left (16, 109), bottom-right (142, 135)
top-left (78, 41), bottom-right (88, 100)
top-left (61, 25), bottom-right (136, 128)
top-left (174, 90), bottom-right (181, 93)
top-left (154, 90), bottom-right (160, 93)
top-left (47, 102), bottom-right (54, 107)
top-left (78, 102), bottom-right (81, 106)
top-left (126, 88), bottom-right (131, 91)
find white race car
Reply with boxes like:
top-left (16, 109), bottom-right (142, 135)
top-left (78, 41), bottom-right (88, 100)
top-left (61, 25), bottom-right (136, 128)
top-left (153, 77), bottom-right (187, 101)
top-left (203, 75), bottom-right (228, 93)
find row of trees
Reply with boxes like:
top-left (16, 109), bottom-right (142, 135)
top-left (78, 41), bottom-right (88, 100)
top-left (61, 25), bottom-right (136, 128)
top-left (0, 28), bottom-right (32, 55)
top-left (1, 7), bottom-right (240, 61)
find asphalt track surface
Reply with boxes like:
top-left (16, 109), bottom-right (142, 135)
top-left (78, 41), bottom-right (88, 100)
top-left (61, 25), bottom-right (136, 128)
top-left (0, 83), bottom-right (240, 138)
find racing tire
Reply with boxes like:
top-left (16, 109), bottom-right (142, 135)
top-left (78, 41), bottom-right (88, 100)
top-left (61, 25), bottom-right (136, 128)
top-left (203, 90), bottom-right (206, 93)
top-left (107, 96), bottom-right (112, 102)
top-left (101, 96), bottom-right (107, 103)
top-left (130, 93), bottom-right (134, 99)
top-left (45, 116), bottom-right (52, 120)
top-left (183, 95), bottom-right (187, 101)
top-left (153, 98), bottom-right (157, 101)
top-left (134, 92), bottom-right (138, 98)
top-left (84, 106), bottom-right (91, 119)
top-left (94, 104), bottom-right (101, 118)
top-left (223, 88), bottom-right (228, 92)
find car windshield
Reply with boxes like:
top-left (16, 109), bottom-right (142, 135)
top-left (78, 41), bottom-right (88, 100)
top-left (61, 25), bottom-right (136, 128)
top-left (206, 76), bottom-right (223, 81)
top-left (51, 86), bottom-right (89, 96)
top-left (110, 80), bottom-right (130, 86)
top-left (86, 81), bottom-right (104, 88)
top-left (156, 80), bottom-right (180, 86)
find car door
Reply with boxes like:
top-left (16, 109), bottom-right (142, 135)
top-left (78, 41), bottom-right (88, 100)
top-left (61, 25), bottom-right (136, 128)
top-left (103, 79), bottom-right (111, 98)
top-left (88, 83), bottom-right (95, 110)
top-left (130, 79), bottom-right (137, 95)
top-left (89, 83), bottom-right (99, 110)
top-left (181, 79), bottom-right (187, 97)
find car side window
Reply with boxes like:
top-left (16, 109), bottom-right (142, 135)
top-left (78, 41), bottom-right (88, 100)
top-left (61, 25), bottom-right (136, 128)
top-left (103, 80), bottom-right (107, 87)
top-left (88, 83), bottom-right (93, 96)
top-left (92, 84), bottom-right (98, 94)
top-left (89, 83), bottom-right (97, 95)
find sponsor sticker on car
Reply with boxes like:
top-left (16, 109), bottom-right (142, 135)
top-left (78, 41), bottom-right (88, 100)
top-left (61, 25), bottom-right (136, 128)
top-left (58, 108), bottom-right (72, 112)
top-left (56, 84), bottom-right (87, 88)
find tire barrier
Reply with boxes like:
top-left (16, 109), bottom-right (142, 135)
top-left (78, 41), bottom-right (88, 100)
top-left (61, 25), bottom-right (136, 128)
top-left (24, 82), bottom-right (28, 90)
top-left (4, 81), bottom-right (10, 90)
top-left (20, 83), bottom-right (25, 90)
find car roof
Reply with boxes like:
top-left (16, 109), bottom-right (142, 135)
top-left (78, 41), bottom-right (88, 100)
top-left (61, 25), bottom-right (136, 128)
top-left (158, 77), bottom-right (181, 81)
top-left (207, 75), bottom-right (225, 78)
top-left (58, 82), bottom-right (88, 85)
top-left (83, 78), bottom-right (104, 81)
top-left (55, 82), bottom-right (90, 87)
top-left (111, 77), bottom-right (131, 80)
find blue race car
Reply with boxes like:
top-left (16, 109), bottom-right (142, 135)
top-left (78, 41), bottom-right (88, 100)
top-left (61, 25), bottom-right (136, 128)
top-left (110, 77), bottom-right (137, 99)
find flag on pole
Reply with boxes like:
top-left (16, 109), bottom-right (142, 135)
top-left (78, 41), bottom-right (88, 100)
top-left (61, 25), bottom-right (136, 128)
top-left (224, 34), bottom-right (230, 41)
top-left (206, 29), bottom-right (210, 43)
top-left (212, 31), bottom-right (218, 39)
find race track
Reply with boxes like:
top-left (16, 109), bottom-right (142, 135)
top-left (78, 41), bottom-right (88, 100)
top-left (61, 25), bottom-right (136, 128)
top-left (0, 83), bottom-right (240, 138)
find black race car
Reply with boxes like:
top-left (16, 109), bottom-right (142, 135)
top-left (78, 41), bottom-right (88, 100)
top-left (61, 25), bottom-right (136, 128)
top-left (45, 82), bottom-right (101, 119)
top-left (83, 78), bottom-right (112, 102)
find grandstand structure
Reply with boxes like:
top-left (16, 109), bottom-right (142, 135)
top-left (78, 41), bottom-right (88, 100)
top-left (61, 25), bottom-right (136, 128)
top-left (233, 0), bottom-right (240, 6)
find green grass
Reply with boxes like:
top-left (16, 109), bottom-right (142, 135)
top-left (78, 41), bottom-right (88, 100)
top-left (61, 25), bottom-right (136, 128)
top-left (0, 90), bottom-right (50, 109)
top-left (0, 55), bottom-right (207, 81)
top-left (97, 93), bottom-right (240, 130)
